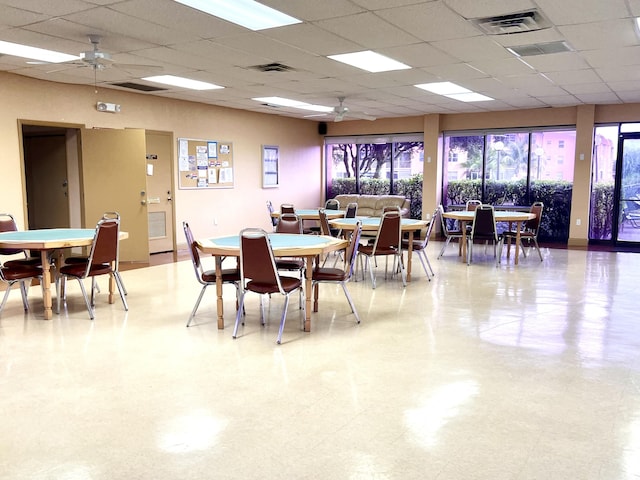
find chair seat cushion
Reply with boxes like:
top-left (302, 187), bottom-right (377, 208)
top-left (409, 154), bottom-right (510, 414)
top-left (275, 258), bottom-right (304, 270)
top-left (401, 239), bottom-right (424, 250)
top-left (248, 276), bottom-right (301, 294)
top-left (60, 262), bottom-right (112, 278)
top-left (312, 267), bottom-right (346, 282)
top-left (358, 245), bottom-right (398, 255)
top-left (202, 268), bottom-right (240, 283)
top-left (1, 265), bottom-right (42, 281)
top-left (503, 230), bottom-right (535, 238)
top-left (3, 257), bottom-right (42, 268)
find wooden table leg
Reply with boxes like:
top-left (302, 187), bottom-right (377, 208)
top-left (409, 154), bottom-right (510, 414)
top-left (108, 265), bottom-right (115, 304)
top-left (406, 230), bottom-right (414, 281)
top-left (460, 221), bottom-right (468, 262)
top-left (215, 255), bottom-right (224, 329)
top-left (514, 222), bottom-right (522, 265)
top-left (40, 250), bottom-right (53, 320)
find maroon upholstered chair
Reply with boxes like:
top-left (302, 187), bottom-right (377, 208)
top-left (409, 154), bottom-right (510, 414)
top-left (401, 207), bottom-right (438, 281)
top-left (183, 221), bottom-right (240, 327)
top-left (357, 211), bottom-right (406, 289)
top-left (503, 202), bottom-right (544, 261)
top-left (274, 213), bottom-right (305, 277)
top-left (233, 228), bottom-right (303, 344)
top-left (56, 216), bottom-right (127, 319)
top-left (437, 204), bottom-right (463, 258)
top-left (467, 205), bottom-right (502, 266)
top-left (0, 213), bottom-right (42, 268)
top-left (312, 220), bottom-right (363, 323)
top-left (0, 260), bottom-right (43, 315)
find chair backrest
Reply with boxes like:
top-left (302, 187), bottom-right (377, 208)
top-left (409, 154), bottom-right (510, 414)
top-left (325, 198), bottom-right (340, 210)
top-left (0, 213), bottom-right (23, 256)
top-left (238, 228), bottom-right (283, 293)
top-left (318, 208), bottom-right (332, 237)
top-left (383, 205), bottom-right (401, 214)
top-left (344, 221), bottom-right (363, 279)
top-left (183, 221), bottom-right (205, 283)
top-left (87, 217), bottom-right (120, 269)
top-left (526, 202), bottom-right (544, 233)
top-left (470, 205), bottom-right (497, 240)
top-left (373, 211), bottom-right (402, 252)
top-left (280, 204), bottom-right (295, 214)
top-left (266, 201), bottom-right (278, 227)
top-left (345, 202), bottom-right (358, 218)
top-left (419, 206), bottom-right (439, 247)
top-left (275, 213), bottom-right (303, 234)
top-left (466, 199), bottom-right (482, 211)
top-left (438, 204), bottom-right (456, 236)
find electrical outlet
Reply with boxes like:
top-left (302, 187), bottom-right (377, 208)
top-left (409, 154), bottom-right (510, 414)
top-left (213, 217), bottom-right (218, 226)
top-left (576, 218), bottom-right (581, 226)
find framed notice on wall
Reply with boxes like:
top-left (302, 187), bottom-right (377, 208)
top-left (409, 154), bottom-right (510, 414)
top-left (178, 137), bottom-right (234, 189)
top-left (262, 145), bottom-right (279, 188)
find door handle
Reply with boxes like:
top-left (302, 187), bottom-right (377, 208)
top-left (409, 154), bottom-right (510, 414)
top-left (167, 190), bottom-right (172, 202)
top-left (140, 190), bottom-right (146, 205)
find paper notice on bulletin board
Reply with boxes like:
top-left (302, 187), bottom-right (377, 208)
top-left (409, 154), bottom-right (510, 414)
top-left (178, 138), bottom-right (234, 189)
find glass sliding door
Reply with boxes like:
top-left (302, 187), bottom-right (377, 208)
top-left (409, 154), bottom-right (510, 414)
top-left (615, 133), bottom-right (640, 244)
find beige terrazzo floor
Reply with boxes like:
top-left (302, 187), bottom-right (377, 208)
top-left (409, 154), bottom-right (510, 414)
top-left (1, 241), bottom-right (639, 480)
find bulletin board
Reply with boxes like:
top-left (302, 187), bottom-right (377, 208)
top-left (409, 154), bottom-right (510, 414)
top-left (177, 137), bottom-right (234, 189)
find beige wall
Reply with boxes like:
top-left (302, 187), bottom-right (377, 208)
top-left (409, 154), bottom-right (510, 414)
top-left (5, 70), bottom-right (640, 246)
top-left (0, 71), bottom-right (322, 243)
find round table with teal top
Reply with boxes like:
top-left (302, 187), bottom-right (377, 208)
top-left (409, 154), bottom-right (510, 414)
top-left (0, 228), bottom-right (129, 319)
top-left (329, 217), bottom-right (428, 281)
top-left (197, 233), bottom-right (348, 331)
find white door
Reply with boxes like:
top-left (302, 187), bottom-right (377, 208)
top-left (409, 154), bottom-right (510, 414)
top-left (145, 132), bottom-right (175, 254)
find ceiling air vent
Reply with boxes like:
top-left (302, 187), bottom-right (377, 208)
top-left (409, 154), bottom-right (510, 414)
top-left (471, 9), bottom-right (551, 35)
top-left (111, 82), bottom-right (167, 92)
top-left (250, 62), bottom-right (295, 73)
top-left (507, 41), bottom-right (573, 57)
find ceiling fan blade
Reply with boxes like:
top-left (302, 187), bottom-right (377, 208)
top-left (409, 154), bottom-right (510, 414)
top-left (345, 112), bottom-right (376, 121)
top-left (112, 62), bottom-right (163, 71)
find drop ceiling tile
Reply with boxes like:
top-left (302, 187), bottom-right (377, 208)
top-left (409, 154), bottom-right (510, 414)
top-left (431, 36), bottom-right (513, 62)
top-left (533, 0), bottom-right (630, 24)
top-left (574, 92), bottom-right (622, 104)
top-left (314, 12), bottom-right (420, 49)
top-left (378, 2), bottom-right (483, 42)
top-left (544, 69), bottom-right (602, 85)
top-left (262, 23), bottom-right (362, 56)
top-left (581, 46), bottom-right (640, 68)
top-left (558, 19), bottom-right (638, 50)
top-left (520, 52), bottom-right (590, 72)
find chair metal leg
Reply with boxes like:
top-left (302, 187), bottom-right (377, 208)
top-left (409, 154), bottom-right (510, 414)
top-left (416, 250), bottom-right (432, 281)
top-left (186, 285), bottom-right (208, 326)
top-left (340, 282), bottom-right (360, 323)
top-left (112, 273), bottom-right (129, 311)
top-left (19, 280), bottom-right (30, 310)
top-left (232, 291), bottom-right (247, 338)
top-left (396, 253), bottom-right (407, 286)
top-left (76, 278), bottom-right (95, 320)
top-left (276, 294), bottom-right (291, 344)
top-left (0, 283), bottom-right (13, 314)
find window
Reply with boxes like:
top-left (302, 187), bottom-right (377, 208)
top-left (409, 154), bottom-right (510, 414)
top-left (443, 128), bottom-right (576, 241)
top-left (325, 134), bottom-right (424, 217)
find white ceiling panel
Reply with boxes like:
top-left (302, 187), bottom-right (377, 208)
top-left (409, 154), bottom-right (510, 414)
top-left (0, 0), bottom-right (639, 119)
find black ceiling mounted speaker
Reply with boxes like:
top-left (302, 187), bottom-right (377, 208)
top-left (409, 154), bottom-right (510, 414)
top-left (318, 122), bottom-right (327, 135)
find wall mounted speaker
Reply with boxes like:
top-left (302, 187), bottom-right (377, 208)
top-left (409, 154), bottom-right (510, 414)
top-left (318, 122), bottom-right (327, 135)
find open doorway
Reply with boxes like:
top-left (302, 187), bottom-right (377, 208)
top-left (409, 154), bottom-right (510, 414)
top-left (20, 123), bottom-right (175, 260)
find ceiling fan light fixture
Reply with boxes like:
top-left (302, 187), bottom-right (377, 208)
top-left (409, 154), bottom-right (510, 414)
top-left (252, 96), bottom-right (333, 112)
top-left (0, 40), bottom-right (79, 63)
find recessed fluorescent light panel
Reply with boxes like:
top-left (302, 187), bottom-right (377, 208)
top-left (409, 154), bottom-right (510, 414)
top-left (173, 0), bottom-right (301, 30)
top-left (415, 81), bottom-right (493, 102)
top-left (142, 75), bottom-right (224, 90)
top-left (253, 97), bottom-right (333, 112)
top-left (0, 40), bottom-right (79, 63)
top-left (328, 50), bottom-right (411, 73)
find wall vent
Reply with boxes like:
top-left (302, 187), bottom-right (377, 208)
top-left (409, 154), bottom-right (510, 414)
top-left (471, 9), bottom-right (551, 35)
top-left (111, 82), bottom-right (167, 92)
top-left (507, 41), bottom-right (573, 57)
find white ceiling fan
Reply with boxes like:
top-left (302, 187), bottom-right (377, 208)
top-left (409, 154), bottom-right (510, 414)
top-left (305, 96), bottom-right (376, 122)
top-left (45, 34), bottom-right (161, 74)
top-left (331, 97), bottom-right (376, 122)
